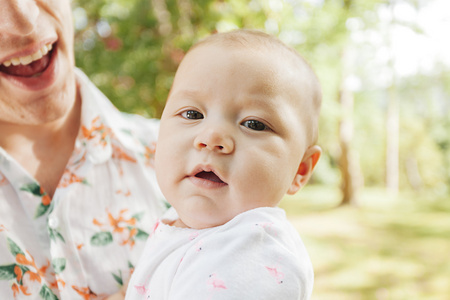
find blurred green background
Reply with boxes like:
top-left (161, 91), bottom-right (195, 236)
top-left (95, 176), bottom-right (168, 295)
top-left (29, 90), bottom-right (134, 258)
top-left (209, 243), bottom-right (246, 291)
top-left (72, 0), bottom-right (450, 299)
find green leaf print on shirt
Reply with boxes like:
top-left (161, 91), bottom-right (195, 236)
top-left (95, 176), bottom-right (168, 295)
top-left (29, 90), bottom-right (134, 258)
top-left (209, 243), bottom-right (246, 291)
top-left (131, 212), bottom-right (144, 221)
top-left (135, 228), bottom-right (149, 240)
top-left (7, 237), bottom-right (25, 257)
top-left (112, 260), bottom-right (135, 286)
top-left (51, 258), bottom-right (66, 274)
top-left (90, 232), bottom-right (113, 246)
top-left (35, 204), bottom-right (50, 219)
top-left (48, 227), bottom-right (65, 244)
top-left (40, 284), bottom-right (59, 300)
top-left (21, 182), bottom-right (41, 195)
top-left (0, 264), bottom-right (16, 280)
top-left (20, 182), bottom-right (52, 218)
top-left (112, 270), bottom-right (123, 286)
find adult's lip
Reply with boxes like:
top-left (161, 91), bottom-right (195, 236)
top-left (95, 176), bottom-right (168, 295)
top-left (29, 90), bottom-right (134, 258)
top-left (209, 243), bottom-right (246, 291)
top-left (0, 39), bottom-right (59, 91)
top-left (0, 38), bottom-right (56, 65)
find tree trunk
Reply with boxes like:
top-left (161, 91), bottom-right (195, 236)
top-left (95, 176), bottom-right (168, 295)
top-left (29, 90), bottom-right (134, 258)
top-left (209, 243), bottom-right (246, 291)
top-left (338, 50), bottom-right (362, 206)
top-left (385, 85), bottom-right (399, 195)
top-left (338, 85), bottom-right (362, 205)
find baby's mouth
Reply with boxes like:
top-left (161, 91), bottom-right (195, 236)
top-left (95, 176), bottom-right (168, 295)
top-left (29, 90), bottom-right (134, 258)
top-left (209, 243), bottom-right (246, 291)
top-left (0, 43), bottom-right (54, 78)
top-left (195, 171), bottom-right (225, 184)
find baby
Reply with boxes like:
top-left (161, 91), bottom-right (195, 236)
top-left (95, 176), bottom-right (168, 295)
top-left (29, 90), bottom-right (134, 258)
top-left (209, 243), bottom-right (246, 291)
top-left (126, 29), bottom-right (322, 300)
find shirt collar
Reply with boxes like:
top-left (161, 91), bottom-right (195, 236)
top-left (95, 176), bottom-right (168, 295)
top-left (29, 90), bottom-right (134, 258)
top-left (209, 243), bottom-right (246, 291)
top-left (75, 68), bottom-right (117, 164)
top-left (75, 68), bottom-right (159, 165)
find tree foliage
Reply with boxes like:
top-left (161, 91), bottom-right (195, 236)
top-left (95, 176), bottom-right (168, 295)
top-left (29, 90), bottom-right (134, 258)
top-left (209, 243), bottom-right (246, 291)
top-left (72, 0), bottom-right (450, 199)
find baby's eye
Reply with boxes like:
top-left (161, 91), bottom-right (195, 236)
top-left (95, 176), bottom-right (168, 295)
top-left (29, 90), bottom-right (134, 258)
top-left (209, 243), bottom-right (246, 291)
top-left (181, 110), bottom-right (204, 119)
top-left (241, 120), bottom-right (268, 131)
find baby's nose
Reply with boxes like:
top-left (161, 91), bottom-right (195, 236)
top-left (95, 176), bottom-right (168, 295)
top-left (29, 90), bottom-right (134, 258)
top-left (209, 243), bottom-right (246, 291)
top-left (194, 129), bottom-right (234, 154)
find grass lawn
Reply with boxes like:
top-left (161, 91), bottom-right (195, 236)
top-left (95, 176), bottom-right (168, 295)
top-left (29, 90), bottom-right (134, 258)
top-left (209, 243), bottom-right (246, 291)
top-left (279, 185), bottom-right (450, 300)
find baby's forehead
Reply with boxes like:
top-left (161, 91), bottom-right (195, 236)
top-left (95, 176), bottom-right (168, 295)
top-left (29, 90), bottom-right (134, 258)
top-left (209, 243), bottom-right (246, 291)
top-left (187, 42), bottom-right (317, 108)
top-left (196, 39), bottom-right (314, 84)
top-left (192, 41), bottom-right (310, 80)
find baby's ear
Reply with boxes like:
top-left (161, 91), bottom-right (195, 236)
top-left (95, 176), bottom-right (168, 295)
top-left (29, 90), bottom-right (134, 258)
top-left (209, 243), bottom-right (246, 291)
top-left (287, 145), bottom-right (321, 195)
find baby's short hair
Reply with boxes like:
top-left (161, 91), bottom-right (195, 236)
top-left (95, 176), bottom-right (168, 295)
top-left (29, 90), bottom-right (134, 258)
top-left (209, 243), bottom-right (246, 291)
top-left (190, 29), bottom-right (322, 144)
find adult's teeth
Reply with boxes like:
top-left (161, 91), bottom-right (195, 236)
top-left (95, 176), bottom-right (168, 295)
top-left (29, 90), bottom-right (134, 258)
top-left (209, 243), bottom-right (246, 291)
top-left (31, 51), bottom-right (42, 60)
top-left (2, 43), bottom-right (53, 67)
top-left (11, 58), bottom-right (20, 66)
top-left (20, 56), bottom-right (33, 65)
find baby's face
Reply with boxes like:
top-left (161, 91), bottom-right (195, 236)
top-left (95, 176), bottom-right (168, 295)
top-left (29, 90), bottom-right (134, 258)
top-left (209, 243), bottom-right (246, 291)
top-left (155, 43), bottom-right (314, 229)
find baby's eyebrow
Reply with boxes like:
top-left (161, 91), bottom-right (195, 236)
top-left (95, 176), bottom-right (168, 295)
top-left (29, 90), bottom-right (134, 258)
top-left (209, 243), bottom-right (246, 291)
top-left (242, 94), bottom-right (280, 112)
top-left (171, 89), bottom-right (206, 100)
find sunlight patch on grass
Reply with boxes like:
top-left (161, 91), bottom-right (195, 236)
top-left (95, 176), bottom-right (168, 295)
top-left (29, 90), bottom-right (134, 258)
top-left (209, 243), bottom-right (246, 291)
top-left (282, 185), bottom-right (450, 299)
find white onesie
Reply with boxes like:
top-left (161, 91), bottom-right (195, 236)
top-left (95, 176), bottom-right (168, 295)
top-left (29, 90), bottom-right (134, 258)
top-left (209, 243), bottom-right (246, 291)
top-left (125, 207), bottom-right (314, 300)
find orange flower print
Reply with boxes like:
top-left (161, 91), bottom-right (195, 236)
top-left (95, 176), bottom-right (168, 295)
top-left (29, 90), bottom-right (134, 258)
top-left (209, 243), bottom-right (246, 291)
top-left (20, 285), bottom-right (31, 296)
top-left (116, 189), bottom-right (131, 197)
top-left (59, 278), bottom-right (66, 288)
top-left (15, 252), bottom-right (42, 284)
top-left (58, 170), bottom-right (88, 188)
top-left (91, 209), bottom-right (148, 248)
top-left (72, 285), bottom-right (97, 300)
top-left (11, 283), bottom-right (20, 297)
top-left (81, 116), bottom-right (112, 147)
top-left (1, 238), bottom-right (58, 299)
top-left (121, 228), bottom-right (137, 248)
top-left (16, 253), bottom-right (33, 265)
top-left (92, 218), bottom-right (103, 227)
top-left (144, 142), bottom-right (156, 167)
top-left (26, 270), bottom-right (42, 283)
top-left (112, 144), bottom-right (137, 175)
top-left (51, 278), bottom-right (66, 289)
top-left (96, 209), bottom-right (137, 234)
top-left (40, 187), bottom-right (51, 206)
top-left (11, 283), bottom-right (31, 297)
top-left (14, 265), bottom-right (23, 283)
top-left (38, 260), bottom-right (50, 277)
top-left (112, 144), bottom-right (136, 163)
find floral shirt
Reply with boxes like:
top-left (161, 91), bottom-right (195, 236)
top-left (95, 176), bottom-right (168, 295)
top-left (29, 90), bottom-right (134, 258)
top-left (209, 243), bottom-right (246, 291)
top-left (0, 69), bottom-right (167, 299)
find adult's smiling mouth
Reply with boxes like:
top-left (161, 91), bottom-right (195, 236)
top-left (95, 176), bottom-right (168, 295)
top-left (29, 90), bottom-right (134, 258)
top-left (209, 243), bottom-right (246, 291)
top-left (0, 42), bottom-right (59, 91)
top-left (0, 42), bottom-right (55, 78)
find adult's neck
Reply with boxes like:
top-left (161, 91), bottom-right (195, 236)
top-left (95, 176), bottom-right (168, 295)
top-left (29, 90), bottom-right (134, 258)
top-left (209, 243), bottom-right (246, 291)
top-left (0, 88), bottom-right (82, 198)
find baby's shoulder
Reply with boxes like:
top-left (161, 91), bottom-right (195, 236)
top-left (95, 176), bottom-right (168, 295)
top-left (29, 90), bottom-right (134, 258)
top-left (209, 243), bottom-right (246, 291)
top-left (176, 207), bottom-right (314, 299)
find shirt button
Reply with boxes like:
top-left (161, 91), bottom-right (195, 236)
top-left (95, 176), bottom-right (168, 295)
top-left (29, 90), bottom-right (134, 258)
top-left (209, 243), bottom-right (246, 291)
top-left (48, 216), bottom-right (59, 229)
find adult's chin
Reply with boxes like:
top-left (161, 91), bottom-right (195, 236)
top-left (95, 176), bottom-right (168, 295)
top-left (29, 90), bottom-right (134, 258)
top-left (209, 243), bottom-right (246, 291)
top-left (0, 71), bottom-right (78, 126)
